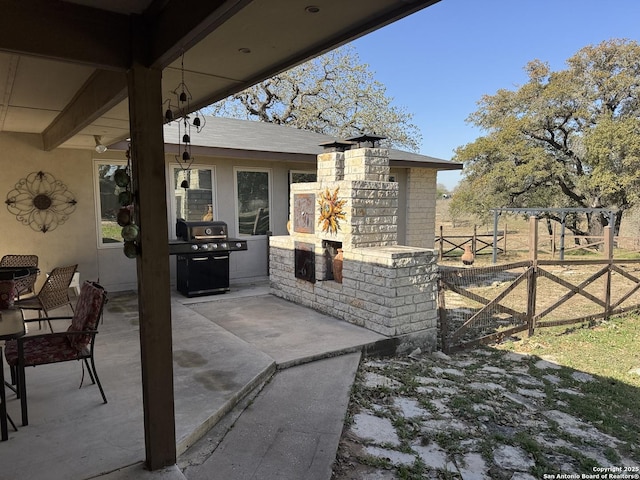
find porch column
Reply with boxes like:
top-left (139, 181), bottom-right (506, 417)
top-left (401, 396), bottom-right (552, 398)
top-left (127, 63), bottom-right (177, 469)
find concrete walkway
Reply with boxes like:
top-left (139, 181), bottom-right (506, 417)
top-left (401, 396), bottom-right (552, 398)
top-left (0, 283), bottom-right (386, 480)
top-left (181, 353), bottom-right (361, 480)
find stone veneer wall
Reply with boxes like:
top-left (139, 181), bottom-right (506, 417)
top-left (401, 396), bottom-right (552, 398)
top-left (339, 180), bottom-right (398, 249)
top-left (269, 238), bottom-right (439, 351)
top-left (405, 168), bottom-right (437, 249)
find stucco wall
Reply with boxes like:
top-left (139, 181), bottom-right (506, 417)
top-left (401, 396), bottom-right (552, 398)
top-left (0, 132), bottom-right (309, 292)
top-left (0, 132), bottom-right (115, 290)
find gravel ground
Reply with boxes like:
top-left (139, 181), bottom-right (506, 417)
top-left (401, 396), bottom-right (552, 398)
top-left (331, 348), bottom-right (640, 480)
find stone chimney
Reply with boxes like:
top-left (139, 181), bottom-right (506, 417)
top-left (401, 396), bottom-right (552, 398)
top-left (317, 140), bottom-right (351, 183)
top-left (343, 135), bottom-right (390, 182)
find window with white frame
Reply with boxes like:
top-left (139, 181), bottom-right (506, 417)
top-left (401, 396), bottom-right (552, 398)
top-left (169, 165), bottom-right (216, 235)
top-left (235, 168), bottom-right (271, 236)
top-left (94, 161), bottom-right (127, 246)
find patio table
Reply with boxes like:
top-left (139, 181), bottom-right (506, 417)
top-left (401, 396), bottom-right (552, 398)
top-left (0, 308), bottom-right (25, 440)
top-left (0, 267), bottom-right (36, 281)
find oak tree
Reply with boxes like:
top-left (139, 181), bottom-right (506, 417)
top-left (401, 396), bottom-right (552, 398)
top-left (208, 46), bottom-right (421, 151)
top-left (452, 39), bottom-right (640, 236)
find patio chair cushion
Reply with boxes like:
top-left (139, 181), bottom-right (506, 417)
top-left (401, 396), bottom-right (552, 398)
top-left (66, 281), bottom-right (104, 351)
top-left (4, 334), bottom-right (89, 367)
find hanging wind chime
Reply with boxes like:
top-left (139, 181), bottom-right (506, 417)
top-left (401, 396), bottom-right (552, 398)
top-left (163, 53), bottom-right (206, 189)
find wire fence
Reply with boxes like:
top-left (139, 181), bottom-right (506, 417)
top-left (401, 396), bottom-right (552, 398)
top-left (439, 259), bottom-right (640, 352)
top-left (437, 218), bottom-right (640, 351)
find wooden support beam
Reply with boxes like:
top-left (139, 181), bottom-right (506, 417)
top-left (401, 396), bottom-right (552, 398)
top-left (3, 0), bottom-right (253, 150)
top-left (0, 0), bottom-right (130, 69)
top-left (127, 62), bottom-right (177, 470)
top-left (42, 70), bottom-right (128, 151)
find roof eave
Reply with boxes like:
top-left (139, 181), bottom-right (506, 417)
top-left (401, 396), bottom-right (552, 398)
top-left (389, 159), bottom-right (463, 170)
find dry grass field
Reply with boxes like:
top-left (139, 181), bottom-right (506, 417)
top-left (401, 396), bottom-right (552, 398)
top-left (434, 199), bottom-right (640, 266)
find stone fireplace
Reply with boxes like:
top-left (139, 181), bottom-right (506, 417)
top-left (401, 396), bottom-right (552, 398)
top-left (269, 137), bottom-right (439, 352)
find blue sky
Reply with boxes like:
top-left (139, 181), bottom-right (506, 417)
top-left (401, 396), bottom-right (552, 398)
top-left (350, 0), bottom-right (640, 190)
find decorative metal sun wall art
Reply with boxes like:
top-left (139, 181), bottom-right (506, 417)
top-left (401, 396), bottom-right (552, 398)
top-left (5, 171), bottom-right (77, 233)
top-left (317, 187), bottom-right (347, 234)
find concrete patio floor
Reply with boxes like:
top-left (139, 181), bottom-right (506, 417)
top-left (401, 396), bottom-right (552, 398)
top-left (0, 282), bottom-right (388, 480)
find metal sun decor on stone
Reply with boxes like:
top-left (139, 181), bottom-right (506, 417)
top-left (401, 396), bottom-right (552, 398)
top-left (5, 171), bottom-right (77, 233)
top-left (317, 187), bottom-right (346, 234)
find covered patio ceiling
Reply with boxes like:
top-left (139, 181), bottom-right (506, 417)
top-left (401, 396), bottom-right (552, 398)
top-left (0, 0), bottom-right (440, 152)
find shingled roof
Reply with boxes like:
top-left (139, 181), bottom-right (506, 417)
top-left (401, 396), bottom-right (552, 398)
top-left (163, 116), bottom-right (462, 171)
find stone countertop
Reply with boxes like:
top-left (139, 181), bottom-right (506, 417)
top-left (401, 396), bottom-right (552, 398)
top-left (269, 236), bottom-right (434, 255)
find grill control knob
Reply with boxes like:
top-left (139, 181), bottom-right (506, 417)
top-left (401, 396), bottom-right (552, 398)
top-left (221, 242), bottom-right (228, 249)
top-left (201, 244), bottom-right (209, 250)
top-left (236, 242), bottom-right (242, 248)
top-left (190, 244), bottom-right (198, 251)
top-left (211, 243), bottom-right (218, 249)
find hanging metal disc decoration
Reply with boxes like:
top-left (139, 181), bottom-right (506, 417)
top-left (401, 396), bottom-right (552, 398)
top-left (5, 171), bottom-right (78, 233)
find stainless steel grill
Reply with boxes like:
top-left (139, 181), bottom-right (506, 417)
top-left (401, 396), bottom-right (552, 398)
top-left (169, 220), bottom-right (247, 297)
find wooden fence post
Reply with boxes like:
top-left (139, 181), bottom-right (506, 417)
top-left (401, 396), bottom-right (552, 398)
top-left (527, 264), bottom-right (537, 336)
top-left (560, 217), bottom-right (566, 261)
top-left (603, 225), bottom-right (614, 260)
top-left (529, 216), bottom-right (538, 263)
top-left (437, 277), bottom-right (448, 352)
top-left (603, 226), bottom-right (613, 321)
top-left (473, 224), bottom-right (477, 255)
